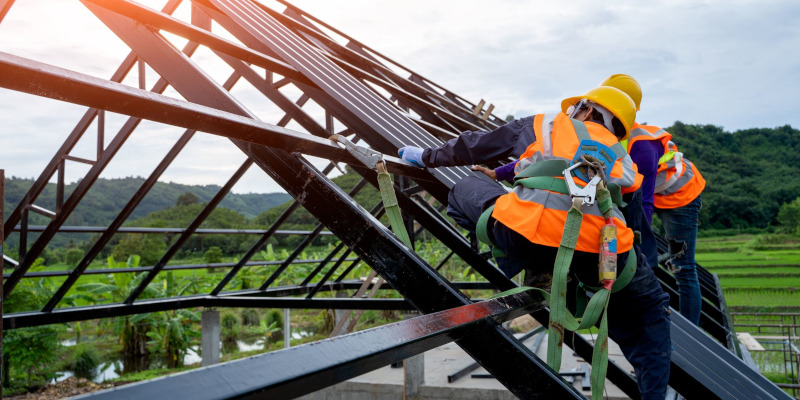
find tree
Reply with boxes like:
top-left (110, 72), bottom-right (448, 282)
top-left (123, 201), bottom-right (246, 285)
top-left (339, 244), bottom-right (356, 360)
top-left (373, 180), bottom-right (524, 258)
top-left (204, 246), bottom-right (223, 264)
top-left (777, 197), bottom-right (800, 234)
top-left (176, 191), bottom-right (200, 206)
top-left (112, 233), bottom-right (166, 266)
top-left (65, 248), bottom-right (85, 265)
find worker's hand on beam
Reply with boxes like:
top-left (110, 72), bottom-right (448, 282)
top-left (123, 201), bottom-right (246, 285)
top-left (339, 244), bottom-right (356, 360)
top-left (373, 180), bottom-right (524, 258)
top-left (472, 165), bottom-right (497, 180)
top-left (398, 146), bottom-right (425, 168)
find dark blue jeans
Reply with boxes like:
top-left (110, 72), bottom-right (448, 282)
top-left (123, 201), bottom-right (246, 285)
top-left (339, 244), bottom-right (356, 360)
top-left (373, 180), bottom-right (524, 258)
top-left (656, 195), bottom-right (702, 326)
top-left (447, 176), bottom-right (671, 399)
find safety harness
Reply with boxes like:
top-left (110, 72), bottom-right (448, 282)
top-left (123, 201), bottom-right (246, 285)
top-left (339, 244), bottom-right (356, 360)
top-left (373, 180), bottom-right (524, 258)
top-left (331, 133), bottom-right (635, 399)
top-left (477, 124), bottom-right (636, 400)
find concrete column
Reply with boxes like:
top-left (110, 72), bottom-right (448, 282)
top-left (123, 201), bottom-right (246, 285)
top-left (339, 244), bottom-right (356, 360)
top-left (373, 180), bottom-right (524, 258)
top-left (284, 308), bottom-right (291, 348)
top-left (201, 309), bottom-right (220, 366)
top-left (403, 312), bottom-right (424, 399)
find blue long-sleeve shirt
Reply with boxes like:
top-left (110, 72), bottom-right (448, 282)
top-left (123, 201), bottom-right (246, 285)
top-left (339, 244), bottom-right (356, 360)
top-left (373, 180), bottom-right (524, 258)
top-left (628, 139), bottom-right (664, 223)
top-left (421, 116), bottom-right (535, 167)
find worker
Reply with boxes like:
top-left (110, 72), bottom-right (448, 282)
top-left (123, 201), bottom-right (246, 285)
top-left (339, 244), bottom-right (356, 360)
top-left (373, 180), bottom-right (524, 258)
top-left (602, 74), bottom-right (706, 326)
top-left (399, 86), bottom-right (671, 400)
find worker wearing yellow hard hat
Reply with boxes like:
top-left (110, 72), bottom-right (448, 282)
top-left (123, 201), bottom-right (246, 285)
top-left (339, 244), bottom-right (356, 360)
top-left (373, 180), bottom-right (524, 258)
top-left (398, 85), bottom-right (671, 400)
top-left (601, 74), bottom-right (706, 328)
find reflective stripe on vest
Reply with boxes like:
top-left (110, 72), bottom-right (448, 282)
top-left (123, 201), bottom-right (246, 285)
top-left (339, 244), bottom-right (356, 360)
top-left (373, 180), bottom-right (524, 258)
top-left (493, 113), bottom-right (635, 254)
top-left (628, 123), bottom-right (706, 209)
top-left (509, 185), bottom-right (626, 221)
top-left (656, 158), bottom-right (694, 195)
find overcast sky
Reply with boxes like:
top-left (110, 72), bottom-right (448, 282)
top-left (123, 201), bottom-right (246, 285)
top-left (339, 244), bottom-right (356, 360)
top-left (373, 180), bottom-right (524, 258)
top-left (1, 0), bottom-right (798, 194)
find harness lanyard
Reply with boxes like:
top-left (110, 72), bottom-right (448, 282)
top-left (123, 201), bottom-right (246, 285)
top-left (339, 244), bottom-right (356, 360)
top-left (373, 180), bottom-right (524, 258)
top-left (375, 162), bottom-right (413, 247)
top-left (329, 135), bottom-right (412, 249)
top-left (486, 160), bottom-right (636, 400)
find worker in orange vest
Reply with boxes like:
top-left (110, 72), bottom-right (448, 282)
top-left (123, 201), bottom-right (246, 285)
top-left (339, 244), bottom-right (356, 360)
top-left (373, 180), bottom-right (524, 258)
top-left (602, 74), bottom-right (706, 326)
top-left (399, 86), bottom-right (671, 399)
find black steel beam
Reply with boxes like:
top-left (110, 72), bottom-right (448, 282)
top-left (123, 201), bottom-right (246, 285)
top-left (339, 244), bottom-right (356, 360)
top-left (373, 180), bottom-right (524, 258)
top-left (77, 3), bottom-right (583, 394)
top-left (0, 52), bottom-right (432, 183)
top-left (71, 291), bottom-right (555, 400)
top-left (4, 296), bottom-right (414, 329)
top-left (124, 160), bottom-right (253, 303)
top-left (4, 258), bottom-right (360, 279)
top-left (300, 242), bottom-right (345, 287)
top-left (272, 0), bottom-right (506, 126)
top-left (210, 199), bottom-right (303, 295)
top-left (668, 309), bottom-right (792, 400)
top-left (41, 130), bottom-right (196, 312)
top-left (259, 179), bottom-right (367, 290)
top-left (2, 0), bottom-right (183, 243)
top-left (14, 225), bottom-right (335, 236)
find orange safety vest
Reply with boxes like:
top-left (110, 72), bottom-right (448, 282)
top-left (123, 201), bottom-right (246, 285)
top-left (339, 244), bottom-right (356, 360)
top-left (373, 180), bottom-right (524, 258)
top-left (492, 113), bottom-right (641, 254)
top-left (628, 123), bottom-right (706, 209)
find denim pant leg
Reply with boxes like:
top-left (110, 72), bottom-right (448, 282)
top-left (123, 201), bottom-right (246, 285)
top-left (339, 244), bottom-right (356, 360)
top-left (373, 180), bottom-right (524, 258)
top-left (446, 177), bottom-right (525, 278)
top-left (607, 249), bottom-right (672, 400)
top-left (655, 195), bottom-right (702, 325)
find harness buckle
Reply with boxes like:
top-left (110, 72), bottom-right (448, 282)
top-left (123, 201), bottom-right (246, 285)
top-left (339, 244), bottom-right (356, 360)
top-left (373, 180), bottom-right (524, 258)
top-left (329, 134), bottom-right (385, 172)
top-left (563, 162), bottom-right (602, 206)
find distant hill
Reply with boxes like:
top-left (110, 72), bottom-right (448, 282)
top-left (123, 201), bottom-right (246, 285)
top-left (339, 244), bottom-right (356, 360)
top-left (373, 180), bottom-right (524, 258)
top-left (3, 176), bottom-right (291, 227)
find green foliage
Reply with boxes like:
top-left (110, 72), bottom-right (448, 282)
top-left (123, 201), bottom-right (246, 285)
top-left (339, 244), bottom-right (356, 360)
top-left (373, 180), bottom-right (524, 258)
top-left (240, 308), bottom-right (260, 327)
top-left (666, 122), bottom-right (800, 230)
top-left (176, 191), bottom-right (200, 206)
top-left (111, 234), bottom-right (166, 266)
top-left (146, 309), bottom-right (201, 368)
top-left (3, 277), bottom-right (64, 387)
top-left (3, 325), bottom-right (62, 386)
top-left (68, 344), bottom-right (101, 379)
top-left (203, 246), bottom-right (223, 264)
top-left (2, 177), bottom-right (291, 250)
top-left (777, 197), bottom-right (800, 234)
top-left (221, 312), bottom-right (240, 341)
top-left (260, 320), bottom-right (281, 344)
top-left (253, 167), bottom-right (380, 247)
top-left (65, 248), bottom-right (85, 266)
top-left (265, 309), bottom-right (284, 330)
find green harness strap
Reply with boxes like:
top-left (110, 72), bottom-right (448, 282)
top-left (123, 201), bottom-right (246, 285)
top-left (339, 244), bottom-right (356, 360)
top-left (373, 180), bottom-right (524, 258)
top-left (376, 165), bottom-right (413, 248)
top-left (478, 167), bottom-right (635, 399)
top-left (376, 166), bottom-right (412, 247)
top-left (488, 195), bottom-right (635, 400)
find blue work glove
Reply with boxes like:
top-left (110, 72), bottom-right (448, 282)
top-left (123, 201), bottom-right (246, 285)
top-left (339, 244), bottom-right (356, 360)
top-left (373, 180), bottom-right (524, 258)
top-left (398, 146), bottom-right (425, 167)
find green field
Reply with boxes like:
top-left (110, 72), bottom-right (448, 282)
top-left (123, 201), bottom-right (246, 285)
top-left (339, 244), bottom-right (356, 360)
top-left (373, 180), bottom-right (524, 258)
top-left (696, 234), bottom-right (800, 311)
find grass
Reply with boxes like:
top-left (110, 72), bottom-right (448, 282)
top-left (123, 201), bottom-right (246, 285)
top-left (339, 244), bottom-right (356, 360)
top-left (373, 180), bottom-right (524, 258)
top-left (710, 267), bottom-right (800, 275)
top-left (717, 277), bottom-right (800, 288)
top-left (694, 233), bottom-right (800, 313)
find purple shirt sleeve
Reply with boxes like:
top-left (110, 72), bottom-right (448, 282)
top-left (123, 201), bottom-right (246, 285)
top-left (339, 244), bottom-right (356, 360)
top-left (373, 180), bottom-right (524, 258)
top-left (495, 161), bottom-right (518, 183)
top-left (628, 140), bottom-right (664, 223)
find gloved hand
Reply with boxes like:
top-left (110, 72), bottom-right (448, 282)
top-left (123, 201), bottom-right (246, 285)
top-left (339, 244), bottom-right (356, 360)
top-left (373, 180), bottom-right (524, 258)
top-left (398, 146), bottom-right (425, 167)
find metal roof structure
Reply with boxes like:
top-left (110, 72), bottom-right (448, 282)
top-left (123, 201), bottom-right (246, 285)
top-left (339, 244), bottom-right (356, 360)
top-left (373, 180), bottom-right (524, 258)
top-left (0, 0), bottom-right (792, 398)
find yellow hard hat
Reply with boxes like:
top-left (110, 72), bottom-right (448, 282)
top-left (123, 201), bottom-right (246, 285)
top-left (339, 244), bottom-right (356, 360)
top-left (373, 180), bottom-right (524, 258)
top-left (600, 74), bottom-right (642, 111)
top-left (561, 86), bottom-right (637, 140)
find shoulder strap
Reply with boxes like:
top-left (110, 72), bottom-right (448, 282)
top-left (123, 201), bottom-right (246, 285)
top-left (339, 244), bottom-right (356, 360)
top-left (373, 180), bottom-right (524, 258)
top-left (569, 118), bottom-right (592, 142)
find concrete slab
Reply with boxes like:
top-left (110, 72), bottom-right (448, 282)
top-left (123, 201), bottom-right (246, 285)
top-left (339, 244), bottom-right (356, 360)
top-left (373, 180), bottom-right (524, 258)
top-left (299, 330), bottom-right (635, 400)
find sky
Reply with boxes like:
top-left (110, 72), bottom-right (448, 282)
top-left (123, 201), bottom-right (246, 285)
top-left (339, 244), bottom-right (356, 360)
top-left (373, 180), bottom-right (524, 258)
top-left (1, 0), bottom-right (798, 194)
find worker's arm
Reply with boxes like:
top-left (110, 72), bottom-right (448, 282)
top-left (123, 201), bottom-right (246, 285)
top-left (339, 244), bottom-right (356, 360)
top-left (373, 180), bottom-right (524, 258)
top-left (629, 140), bottom-right (663, 224)
top-left (419, 116), bottom-right (535, 168)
